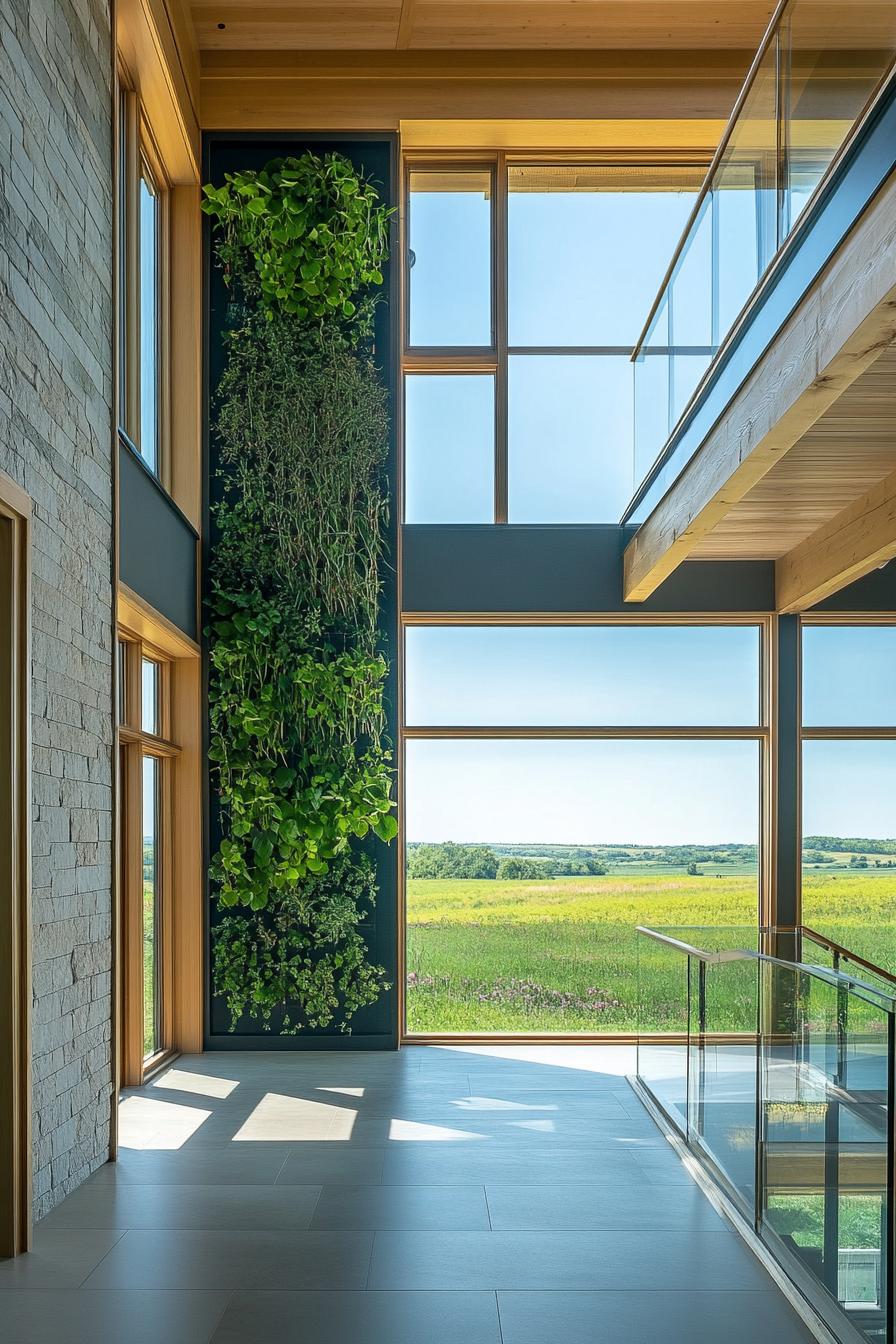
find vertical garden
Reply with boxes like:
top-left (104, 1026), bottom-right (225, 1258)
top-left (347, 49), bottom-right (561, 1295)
top-left (203, 140), bottom-right (398, 1043)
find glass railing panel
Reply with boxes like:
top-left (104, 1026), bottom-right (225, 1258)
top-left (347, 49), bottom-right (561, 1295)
top-left (689, 953), bottom-right (760, 1217)
top-left (636, 931), bottom-right (690, 1133)
top-left (780, 4), bottom-right (896, 240)
top-left (712, 37), bottom-right (778, 334)
top-left (801, 928), bottom-right (896, 1022)
top-left (632, 294), bottom-right (670, 485)
top-left (628, 0), bottom-right (896, 522)
top-left (667, 195), bottom-right (713, 426)
top-left (760, 960), bottom-right (892, 1344)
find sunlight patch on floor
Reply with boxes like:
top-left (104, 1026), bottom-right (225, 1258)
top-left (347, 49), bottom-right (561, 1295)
top-left (387, 1118), bottom-right (486, 1142)
top-left (233, 1093), bottom-right (357, 1141)
top-left (151, 1068), bottom-right (239, 1099)
top-left (317, 1086), bottom-right (366, 1097)
top-left (118, 1095), bottom-right (212, 1149)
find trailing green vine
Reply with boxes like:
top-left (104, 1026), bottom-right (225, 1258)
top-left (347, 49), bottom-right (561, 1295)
top-left (203, 153), bottom-right (389, 321)
top-left (203, 152), bottom-right (396, 1032)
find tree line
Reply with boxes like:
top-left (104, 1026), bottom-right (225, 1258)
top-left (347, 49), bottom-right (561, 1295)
top-left (406, 842), bottom-right (607, 881)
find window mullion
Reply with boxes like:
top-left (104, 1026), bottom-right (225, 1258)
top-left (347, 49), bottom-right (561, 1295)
top-left (494, 154), bottom-right (508, 524)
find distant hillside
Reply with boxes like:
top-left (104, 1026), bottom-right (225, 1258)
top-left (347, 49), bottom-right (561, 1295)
top-left (804, 836), bottom-right (896, 856)
top-left (406, 840), bottom-right (759, 880)
top-left (407, 838), bottom-right (896, 881)
top-left (488, 842), bottom-right (757, 865)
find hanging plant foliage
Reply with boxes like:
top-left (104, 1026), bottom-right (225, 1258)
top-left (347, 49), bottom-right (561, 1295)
top-left (203, 152), bottom-right (396, 1032)
top-left (203, 153), bottom-right (389, 321)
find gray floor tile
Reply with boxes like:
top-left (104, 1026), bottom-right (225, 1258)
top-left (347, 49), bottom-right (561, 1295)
top-left (277, 1146), bottom-right (386, 1185)
top-left (484, 1182), bottom-right (728, 1231)
top-left (0, 1229), bottom-right (125, 1290)
top-left (0, 1290), bottom-right (229, 1344)
top-left (6, 1047), bottom-right (817, 1344)
top-left (345, 1109), bottom-right (648, 1142)
top-left (626, 1150), bottom-right (700, 1184)
top-left (39, 1182), bottom-right (322, 1231)
top-left (311, 1184), bottom-right (490, 1230)
top-left (81, 1230), bottom-right (374, 1290)
top-left (496, 1289), bottom-right (817, 1343)
top-left (211, 1289), bottom-right (502, 1344)
top-left (89, 1147), bottom-right (291, 1185)
top-left (368, 1230), bottom-right (771, 1290)
top-left (380, 1145), bottom-right (638, 1186)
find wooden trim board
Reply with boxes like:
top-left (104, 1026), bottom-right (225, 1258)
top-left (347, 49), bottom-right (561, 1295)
top-left (776, 467), bottom-right (896, 611)
top-left (0, 471), bottom-right (32, 1256)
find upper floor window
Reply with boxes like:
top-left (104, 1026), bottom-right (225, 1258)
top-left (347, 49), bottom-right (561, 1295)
top-left (404, 161), bottom-right (701, 525)
top-left (138, 163), bottom-right (160, 471)
top-left (118, 84), bottom-right (165, 477)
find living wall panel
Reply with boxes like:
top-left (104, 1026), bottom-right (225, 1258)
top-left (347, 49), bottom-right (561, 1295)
top-left (203, 134), bottom-right (398, 1047)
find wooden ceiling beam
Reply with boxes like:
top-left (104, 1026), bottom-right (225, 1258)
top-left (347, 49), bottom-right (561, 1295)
top-left (396, 0), bottom-right (416, 49)
top-left (200, 48), bottom-right (749, 129)
top-left (623, 167), bottom-right (896, 603)
top-left (776, 468), bottom-right (896, 612)
top-left (199, 47), bottom-right (755, 81)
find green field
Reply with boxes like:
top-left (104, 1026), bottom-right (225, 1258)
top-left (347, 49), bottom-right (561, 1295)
top-left (143, 881), bottom-right (156, 1056)
top-left (406, 869), bottom-right (896, 1033)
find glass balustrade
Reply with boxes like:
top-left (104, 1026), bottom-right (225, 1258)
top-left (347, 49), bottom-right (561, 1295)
top-left (630, 0), bottom-right (896, 505)
top-left (636, 925), bottom-right (895, 1344)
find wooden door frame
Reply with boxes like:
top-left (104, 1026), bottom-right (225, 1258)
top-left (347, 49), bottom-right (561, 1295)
top-left (0, 469), bottom-right (32, 1256)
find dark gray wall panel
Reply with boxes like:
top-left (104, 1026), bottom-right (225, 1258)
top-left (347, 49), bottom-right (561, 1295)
top-left (813, 561), bottom-right (896, 612)
top-left (119, 439), bottom-right (198, 640)
top-left (402, 525), bottom-right (775, 613)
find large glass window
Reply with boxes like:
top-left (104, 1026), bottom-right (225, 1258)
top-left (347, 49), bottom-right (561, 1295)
top-left (141, 656), bottom-right (159, 735)
top-left (117, 635), bottom-right (177, 1077)
top-left (404, 621), bottom-right (765, 1035)
top-left (508, 355), bottom-right (634, 522)
top-left (802, 625), bottom-right (896, 727)
top-left (138, 166), bottom-right (160, 471)
top-left (405, 374), bottom-right (494, 524)
top-left (408, 169), bottom-right (492, 348)
top-left (117, 84), bottom-right (165, 477)
top-left (801, 622), bottom-right (896, 973)
top-left (405, 624), bottom-right (761, 726)
top-left (142, 755), bottom-right (160, 1057)
top-left (403, 161), bottom-right (703, 524)
top-left (507, 165), bottom-right (697, 347)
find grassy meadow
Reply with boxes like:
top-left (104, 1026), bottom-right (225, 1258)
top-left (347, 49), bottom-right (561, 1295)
top-left (143, 881), bottom-right (156, 1055)
top-left (406, 865), bottom-right (896, 1033)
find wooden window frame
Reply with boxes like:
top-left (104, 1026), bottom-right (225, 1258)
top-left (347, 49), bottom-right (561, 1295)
top-left (117, 631), bottom-right (179, 1084)
top-left (398, 610), bottom-right (775, 1043)
top-left (401, 152), bottom-right (711, 526)
top-left (0, 470), bottom-right (31, 1254)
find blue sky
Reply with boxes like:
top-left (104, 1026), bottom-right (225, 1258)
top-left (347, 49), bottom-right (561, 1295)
top-left (405, 625), bottom-right (896, 845)
top-left (405, 625), bottom-right (761, 727)
top-left (405, 626), bottom-right (762, 845)
top-left (406, 738), bottom-right (760, 846)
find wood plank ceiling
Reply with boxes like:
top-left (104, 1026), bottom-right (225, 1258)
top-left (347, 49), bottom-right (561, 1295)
top-left (691, 343), bottom-right (896, 560)
top-left (189, 1), bottom-right (781, 51)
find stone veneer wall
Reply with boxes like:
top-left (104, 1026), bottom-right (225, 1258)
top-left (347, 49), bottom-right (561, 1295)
top-left (0, 0), bottom-right (114, 1217)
